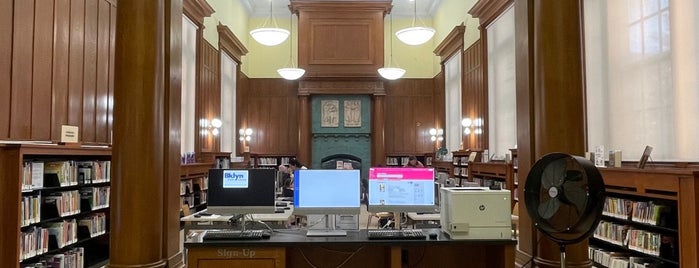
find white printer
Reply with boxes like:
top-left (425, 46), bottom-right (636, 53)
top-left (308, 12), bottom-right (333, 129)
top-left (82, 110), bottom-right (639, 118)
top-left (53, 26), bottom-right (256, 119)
top-left (440, 187), bottom-right (512, 239)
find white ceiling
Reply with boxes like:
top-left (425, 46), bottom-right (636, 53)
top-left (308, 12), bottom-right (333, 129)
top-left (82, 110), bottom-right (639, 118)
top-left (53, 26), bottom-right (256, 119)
top-left (241, 0), bottom-right (443, 18)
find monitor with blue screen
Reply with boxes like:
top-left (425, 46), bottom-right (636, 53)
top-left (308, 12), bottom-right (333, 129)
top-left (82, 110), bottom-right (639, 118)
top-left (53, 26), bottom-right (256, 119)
top-left (293, 169), bottom-right (361, 215)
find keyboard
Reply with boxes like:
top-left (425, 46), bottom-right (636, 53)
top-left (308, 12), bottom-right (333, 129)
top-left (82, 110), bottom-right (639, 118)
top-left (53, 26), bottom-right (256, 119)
top-left (202, 230), bottom-right (267, 241)
top-left (367, 229), bottom-right (427, 240)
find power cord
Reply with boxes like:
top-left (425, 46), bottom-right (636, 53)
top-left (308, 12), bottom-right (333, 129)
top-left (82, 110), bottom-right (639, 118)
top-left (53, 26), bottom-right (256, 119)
top-left (297, 246), bottom-right (366, 268)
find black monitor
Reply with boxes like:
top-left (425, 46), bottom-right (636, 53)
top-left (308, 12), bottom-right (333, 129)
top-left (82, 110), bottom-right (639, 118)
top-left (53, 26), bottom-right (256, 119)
top-left (367, 167), bottom-right (436, 213)
top-left (207, 168), bottom-right (276, 215)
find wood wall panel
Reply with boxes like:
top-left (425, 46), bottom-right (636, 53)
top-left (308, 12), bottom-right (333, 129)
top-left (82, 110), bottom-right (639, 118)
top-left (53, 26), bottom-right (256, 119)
top-left (31, 1), bottom-right (54, 140)
top-left (109, 5), bottom-right (116, 143)
top-left (463, 40), bottom-right (486, 150)
top-left (95, 0), bottom-right (111, 143)
top-left (197, 41), bottom-right (220, 153)
top-left (0, 0), bottom-right (11, 138)
top-left (68, 0), bottom-right (85, 129)
top-left (52, 0), bottom-right (71, 140)
top-left (10, 0), bottom-right (34, 138)
top-left (240, 79), bottom-right (299, 155)
top-left (432, 71), bottom-right (445, 138)
top-left (1, 0), bottom-right (116, 143)
top-left (384, 79), bottom-right (437, 155)
top-left (82, 0), bottom-right (98, 142)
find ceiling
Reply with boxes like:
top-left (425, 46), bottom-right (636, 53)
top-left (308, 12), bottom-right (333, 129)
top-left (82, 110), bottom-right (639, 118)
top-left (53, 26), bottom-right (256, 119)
top-left (241, 0), bottom-right (443, 18)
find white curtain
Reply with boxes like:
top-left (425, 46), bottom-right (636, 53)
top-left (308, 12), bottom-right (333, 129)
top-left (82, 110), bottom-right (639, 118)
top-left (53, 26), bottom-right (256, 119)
top-left (445, 51), bottom-right (462, 152)
top-left (487, 6), bottom-right (516, 160)
top-left (585, 0), bottom-right (699, 161)
top-left (181, 16), bottom-right (197, 155)
top-left (220, 52), bottom-right (237, 156)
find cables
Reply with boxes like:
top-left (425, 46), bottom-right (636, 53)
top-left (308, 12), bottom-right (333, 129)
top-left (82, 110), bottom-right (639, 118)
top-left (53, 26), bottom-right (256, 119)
top-left (297, 246), bottom-right (366, 268)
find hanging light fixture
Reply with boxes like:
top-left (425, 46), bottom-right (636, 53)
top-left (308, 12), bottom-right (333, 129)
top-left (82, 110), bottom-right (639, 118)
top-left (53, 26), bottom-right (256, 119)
top-left (250, 0), bottom-right (289, 46)
top-left (277, 12), bottom-right (305, 80)
top-left (395, 0), bottom-right (435, 46)
top-left (378, 13), bottom-right (406, 80)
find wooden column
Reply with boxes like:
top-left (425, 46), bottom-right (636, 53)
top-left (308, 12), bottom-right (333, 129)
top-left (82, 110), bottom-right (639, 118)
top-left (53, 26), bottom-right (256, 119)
top-left (515, 0), bottom-right (588, 267)
top-left (372, 94), bottom-right (385, 166)
top-left (163, 0), bottom-right (184, 267)
top-left (298, 94), bottom-right (311, 164)
top-left (111, 0), bottom-right (166, 267)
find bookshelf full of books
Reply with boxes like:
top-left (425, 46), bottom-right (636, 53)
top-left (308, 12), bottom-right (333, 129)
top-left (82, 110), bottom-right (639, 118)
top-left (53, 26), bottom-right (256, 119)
top-left (591, 167), bottom-right (699, 268)
top-left (180, 163), bottom-right (211, 214)
top-left (0, 144), bottom-right (112, 268)
top-left (466, 161), bottom-right (516, 209)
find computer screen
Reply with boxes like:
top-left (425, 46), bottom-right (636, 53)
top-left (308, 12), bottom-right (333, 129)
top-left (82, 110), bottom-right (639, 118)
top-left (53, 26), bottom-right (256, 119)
top-left (293, 169), bottom-right (361, 215)
top-left (367, 167), bottom-right (436, 213)
top-left (207, 168), bottom-right (276, 215)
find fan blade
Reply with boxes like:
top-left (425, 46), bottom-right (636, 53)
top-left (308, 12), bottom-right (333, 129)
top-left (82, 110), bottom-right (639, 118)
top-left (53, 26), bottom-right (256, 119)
top-left (565, 170), bottom-right (583, 181)
top-left (563, 181), bottom-right (587, 214)
top-left (538, 197), bottom-right (561, 220)
top-left (541, 158), bottom-right (567, 189)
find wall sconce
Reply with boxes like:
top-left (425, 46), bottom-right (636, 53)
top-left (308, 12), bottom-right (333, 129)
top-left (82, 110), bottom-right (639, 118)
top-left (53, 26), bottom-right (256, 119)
top-left (429, 128), bottom-right (444, 142)
top-left (201, 118), bottom-right (223, 136)
top-left (462, 118), bottom-right (483, 135)
top-left (239, 128), bottom-right (253, 142)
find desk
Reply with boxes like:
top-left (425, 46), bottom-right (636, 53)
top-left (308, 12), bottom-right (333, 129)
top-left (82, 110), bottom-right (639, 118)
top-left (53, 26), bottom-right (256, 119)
top-left (406, 212), bottom-right (440, 228)
top-left (185, 229), bottom-right (515, 268)
top-left (181, 207), bottom-right (294, 232)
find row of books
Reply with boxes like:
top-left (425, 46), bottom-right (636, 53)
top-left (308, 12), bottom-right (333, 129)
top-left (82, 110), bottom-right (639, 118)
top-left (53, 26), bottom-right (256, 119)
top-left (180, 180), bottom-right (193, 196)
top-left (78, 213), bottom-right (107, 237)
top-left (594, 221), bottom-right (677, 259)
top-left (20, 226), bottom-right (49, 261)
top-left (80, 187), bottom-right (110, 211)
top-left (46, 219), bottom-right (78, 249)
top-left (21, 195), bottom-right (41, 227)
top-left (23, 247), bottom-right (85, 268)
top-left (453, 167), bottom-right (468, 177)
top-left (44, 191), bottom-right (81, 218)
top-left (256, 157), bottom-right (291, 166)
top-left (472, 178), bottom-right (507, 189)
top-left (589, 246), bottom-right (660, 268)
top-left (603, 197), bottom-right (674, 227)
top-left (384, 157), bottom-right (404, 166)
top-left (21, 160), bottom-right (111, 190)
top-left (452, 156), bottom-right (470, 166)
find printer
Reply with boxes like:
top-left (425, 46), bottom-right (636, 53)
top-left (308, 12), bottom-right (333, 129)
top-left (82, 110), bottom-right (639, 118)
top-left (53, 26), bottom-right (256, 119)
top-left (440, 187), bottom-right (512, 239)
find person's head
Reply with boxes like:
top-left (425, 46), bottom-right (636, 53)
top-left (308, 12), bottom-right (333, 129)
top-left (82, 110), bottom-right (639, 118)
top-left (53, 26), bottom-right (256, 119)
top-left (289, 158), bottom-right (304, 168)
top-left (407, 156), bottom-right (418, 166)
top-left (279, 164), bottom-right (289, 173)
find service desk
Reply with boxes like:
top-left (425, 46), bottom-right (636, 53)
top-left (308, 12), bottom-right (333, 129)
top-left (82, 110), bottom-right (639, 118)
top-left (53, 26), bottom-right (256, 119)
top-left (184, 229), bottom-right (516, 268)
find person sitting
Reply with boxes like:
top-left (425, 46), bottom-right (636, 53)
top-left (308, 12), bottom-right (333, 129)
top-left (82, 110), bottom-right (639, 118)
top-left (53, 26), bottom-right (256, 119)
top-left (288, 158), bottom-right (308, 174)
top-left (282, 178), bottom-right (294, 198)
top-left (403, 155), bottom-right (425, 168)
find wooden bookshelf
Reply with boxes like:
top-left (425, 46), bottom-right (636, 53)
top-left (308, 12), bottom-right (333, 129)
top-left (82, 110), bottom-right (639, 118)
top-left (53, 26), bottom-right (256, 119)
top-left (593, 167), bottom-right (699, 268)
top-left (180, 163), bottom-right (213, 214)
top-left (467, 161), bottom-right (515, 209)
top-left (0, 144), bottom-right (112, 267)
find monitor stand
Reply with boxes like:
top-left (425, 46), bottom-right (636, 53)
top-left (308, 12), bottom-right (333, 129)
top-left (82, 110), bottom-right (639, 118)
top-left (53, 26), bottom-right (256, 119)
top-left (305, 214), bottom-right (347, 237)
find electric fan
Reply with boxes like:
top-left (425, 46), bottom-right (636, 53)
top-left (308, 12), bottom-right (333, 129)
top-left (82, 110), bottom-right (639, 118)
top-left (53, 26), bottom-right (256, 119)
top-left (524, 153), bottom-right (605, 268)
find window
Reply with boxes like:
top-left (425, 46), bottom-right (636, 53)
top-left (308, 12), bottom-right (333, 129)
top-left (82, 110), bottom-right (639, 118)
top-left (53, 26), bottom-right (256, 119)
top-left (220, 52), bottom-right (237, 155)
top-left (445, 51), bottom-right (462, 152)
top-left (181, 16), bottom-right (197, 155)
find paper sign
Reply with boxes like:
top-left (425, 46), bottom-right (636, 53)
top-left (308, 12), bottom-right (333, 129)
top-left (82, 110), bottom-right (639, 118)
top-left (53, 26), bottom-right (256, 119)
top-left (61, 125), bottom-right (79, 143)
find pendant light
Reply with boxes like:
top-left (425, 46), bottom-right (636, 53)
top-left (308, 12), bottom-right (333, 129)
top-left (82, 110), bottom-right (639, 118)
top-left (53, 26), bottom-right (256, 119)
top-left (250, 0), bottom-right (289, 46)
top-left (277, 13), bottom-right (305, 80)
top-left (395, 0), bottom-right (435, 46)
top-left (378, 13), bottom-right (406, 80)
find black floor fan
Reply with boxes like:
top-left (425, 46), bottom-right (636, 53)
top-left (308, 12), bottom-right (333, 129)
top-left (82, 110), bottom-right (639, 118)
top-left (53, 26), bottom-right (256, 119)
top-left (524, 153), bottom-right (606, 268)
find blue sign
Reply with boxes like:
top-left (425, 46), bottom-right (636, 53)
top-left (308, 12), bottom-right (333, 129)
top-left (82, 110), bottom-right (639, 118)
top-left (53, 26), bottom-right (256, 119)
top-left (223, 170), bottom-right (249, 188)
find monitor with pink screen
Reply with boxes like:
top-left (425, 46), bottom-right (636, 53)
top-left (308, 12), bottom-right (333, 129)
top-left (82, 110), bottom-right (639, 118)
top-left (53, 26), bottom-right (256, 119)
top-left (367, 167), bottom-right (436, 213)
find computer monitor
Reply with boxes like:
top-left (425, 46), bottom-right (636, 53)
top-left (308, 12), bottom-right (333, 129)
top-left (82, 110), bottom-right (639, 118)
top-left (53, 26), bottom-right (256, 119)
top-left (207, 168), bottom-right (276, 215)
top-left (367, 167), bottom-right (436, 213)
top-left (293, 169), bottom-right (361, 215)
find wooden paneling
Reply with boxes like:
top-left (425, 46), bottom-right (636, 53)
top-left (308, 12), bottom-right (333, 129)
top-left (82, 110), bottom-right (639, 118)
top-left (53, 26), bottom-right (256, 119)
top-left (290, 0), bottom-right (391, 77)
top-left (240, 78), bottom-right (299, 155)
top-left (0, 0), bottom-right (11, 138)
top-left (10, 0), bottom-right (34, 138)
top-left (52, 0), bottom-right (71, 140)
top-left (197, 41), bottom-right (220, 153)
top-left (217, 24), bottom-right (248, 64)
top-left (0, 0), bottom-right (116, 144)
top-left (109, 4), bottom-right (116, 143)
top-left (384, 79), bottom-right (436, 155)
top-left (463, 40), bottom-right (486, 150)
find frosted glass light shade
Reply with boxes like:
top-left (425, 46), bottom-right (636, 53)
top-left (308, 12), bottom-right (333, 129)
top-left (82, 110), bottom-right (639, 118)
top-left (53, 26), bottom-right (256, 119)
top-left (277, 68), bottom-right (306, 80)
top-left (377, 67), bottom-right (406, 80)
top-left (395, 27), bottom-right (436, 46)
top-left (250, 28), bottom-right (290, 46)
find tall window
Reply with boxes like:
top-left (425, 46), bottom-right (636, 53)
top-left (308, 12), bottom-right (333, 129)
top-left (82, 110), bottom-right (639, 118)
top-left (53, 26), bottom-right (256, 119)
top-left (487, 6), bottom-right (516, 160)
top-left (585, 0), bottom-right (699, 161)
top-left (445, 51), bottom-right (462, 152)
top-left (220, 52), bottom-right (237, 155)
top-left (181, 16), bottom-right (197, 155)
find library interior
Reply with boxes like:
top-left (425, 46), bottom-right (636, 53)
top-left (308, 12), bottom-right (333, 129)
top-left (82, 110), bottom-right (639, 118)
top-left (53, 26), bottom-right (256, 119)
top-left (1, 0), bottom-right (698, 268)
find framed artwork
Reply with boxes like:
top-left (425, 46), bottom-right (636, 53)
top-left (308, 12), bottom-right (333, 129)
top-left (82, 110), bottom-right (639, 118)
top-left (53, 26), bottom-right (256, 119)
top-left (343, 100), bottom-right (361, 127)
top-left (321, 100), bottom-right (339, 127)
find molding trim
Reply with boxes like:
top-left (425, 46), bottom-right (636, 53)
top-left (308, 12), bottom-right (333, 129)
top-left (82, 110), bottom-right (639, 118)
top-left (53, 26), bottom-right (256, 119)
top-left (217, 23), bottom-right (248, 63)
top-left (298, 80), bottom-right (386, 96)
top-left (290, 0), bottom-right (392, 15)
top-left (469, 0), bottom-right (513, 28)
top-left (312, 133), bottom-right (371, 139)
top-left (183, 0), bottom-right (214, 27)
top-left (433, 24), bottom-right (465, 63)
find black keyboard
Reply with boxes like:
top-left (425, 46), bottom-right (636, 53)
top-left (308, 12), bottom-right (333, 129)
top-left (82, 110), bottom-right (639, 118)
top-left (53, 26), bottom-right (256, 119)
top-left (203, 230), bottom-right (266, 241)
top-left (367, 229), bottom-right (426, 240)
